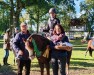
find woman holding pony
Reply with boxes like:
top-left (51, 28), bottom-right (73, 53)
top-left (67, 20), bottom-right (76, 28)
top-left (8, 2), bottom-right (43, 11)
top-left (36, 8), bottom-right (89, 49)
top-left (50, 24), bottom-right (72, 75)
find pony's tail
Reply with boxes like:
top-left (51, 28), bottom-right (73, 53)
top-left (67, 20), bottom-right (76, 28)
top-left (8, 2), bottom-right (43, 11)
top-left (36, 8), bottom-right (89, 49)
top-left (88, 47), bottom-right (93, 57)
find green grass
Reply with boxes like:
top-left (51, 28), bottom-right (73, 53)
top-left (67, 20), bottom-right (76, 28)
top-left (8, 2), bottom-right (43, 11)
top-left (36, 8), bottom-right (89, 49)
top-left (69, 39), bottom-right (94, 75)
top-left (0, 38), bottom-right (94, 75)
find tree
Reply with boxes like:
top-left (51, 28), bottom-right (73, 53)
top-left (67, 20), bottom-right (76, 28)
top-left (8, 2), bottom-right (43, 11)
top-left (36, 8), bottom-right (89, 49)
top-left (26, 0), bottom-right (52, 33)
top-left (45, 0), bottom-right (76, 31)
top-left (0, 2), bottom-right (10, 32)
top-left (80, 0), bottom-right (94, 32)
top-left (0, 0), bottom-right (38, 27)
top-left (57, 0), bottom-right (76, 31)
top-left (0, 0), bottom-right (76, 33)
top-left (26, 0), bottom-right (76, 32)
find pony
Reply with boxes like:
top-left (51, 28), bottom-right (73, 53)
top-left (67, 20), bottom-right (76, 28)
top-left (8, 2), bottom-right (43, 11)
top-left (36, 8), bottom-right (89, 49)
top-left (25, 34), bottom-right (51, 75)
top-left (85, 39), bottom-right (94, 57)
top-left (25, 34), bottom-right (72, 75)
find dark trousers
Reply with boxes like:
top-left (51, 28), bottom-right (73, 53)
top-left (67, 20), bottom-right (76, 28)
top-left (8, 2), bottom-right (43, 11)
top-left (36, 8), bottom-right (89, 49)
top-left (88, 47), bottom-right (93, 57)
top-left (4, 49), bottom-right (9, 58)
top-left (17, 58), bottom-right (31, 75)
top-left (51, 56), bottom-right (66, 75)
top-left (3, 49), bottom-right (9, 65)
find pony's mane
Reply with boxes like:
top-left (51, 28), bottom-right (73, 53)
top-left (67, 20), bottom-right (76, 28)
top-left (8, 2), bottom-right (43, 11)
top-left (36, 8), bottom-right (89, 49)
top-left (31, 33), bottom-right (49, 41)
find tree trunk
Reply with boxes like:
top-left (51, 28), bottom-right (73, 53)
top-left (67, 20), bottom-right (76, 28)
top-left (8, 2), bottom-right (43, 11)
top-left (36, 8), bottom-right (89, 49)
top-left (10, 0), bottom-right (14, 26)
top-left (36, 1), bottom-right (40, 33)
top-left (15, 13), bottom-right (20, 27)
top-left (14, 0), bottom-right (23, 27)
top-left (10, 8), bottom-right (13, 26)
top-left (36, 21), bottom-right (39, 33)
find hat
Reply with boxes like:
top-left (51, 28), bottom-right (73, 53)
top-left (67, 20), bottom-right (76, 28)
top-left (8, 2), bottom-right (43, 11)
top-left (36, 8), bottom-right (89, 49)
top-left (20, 22), bottom-right (27, 26)
top-left (49, 8), bottom-right (56, 14)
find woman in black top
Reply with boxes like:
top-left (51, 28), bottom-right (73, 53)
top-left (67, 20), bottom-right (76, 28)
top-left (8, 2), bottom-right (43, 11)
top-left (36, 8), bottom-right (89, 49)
top-left (50, 24), bottom-right (69, 75)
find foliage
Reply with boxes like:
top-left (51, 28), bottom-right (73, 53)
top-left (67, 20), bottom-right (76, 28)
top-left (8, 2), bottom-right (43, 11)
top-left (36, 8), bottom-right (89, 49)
top-left (44, 0), bottom-right (76, 31)
top-left (57, 0), bottom-right (76, 31)
top-left (26, 0), bottom-right (53, 33)
top-left (80, 0), bottom-right (94, 32)
top-left (0, 0), bottom-right (93, 33)
top-left (0, 3), bottom-right (10, 32)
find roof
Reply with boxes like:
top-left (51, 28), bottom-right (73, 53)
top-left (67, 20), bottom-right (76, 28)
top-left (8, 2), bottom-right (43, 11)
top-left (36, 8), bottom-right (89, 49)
top-left (69, 18), bottom-right (87, 26)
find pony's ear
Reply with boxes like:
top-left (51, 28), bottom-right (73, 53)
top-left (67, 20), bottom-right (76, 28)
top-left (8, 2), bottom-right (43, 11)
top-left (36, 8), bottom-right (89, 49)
top-left (25, 41), bottom-right (34, 51)
top-left (27, 36), bottom-right (32, 42)
top-left (29, 37), bottom-right (32, 42)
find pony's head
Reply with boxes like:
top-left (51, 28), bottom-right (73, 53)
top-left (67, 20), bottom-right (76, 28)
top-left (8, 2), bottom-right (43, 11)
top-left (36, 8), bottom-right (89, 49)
top-left (25, 35), bottom-right (34, 52)
top-left (25, 34), bottom-right (52, 63)
top-left (25, 34), bottom-right (50, 57)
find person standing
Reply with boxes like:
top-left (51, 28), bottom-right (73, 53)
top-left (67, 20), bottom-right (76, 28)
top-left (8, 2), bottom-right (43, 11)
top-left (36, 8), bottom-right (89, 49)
top-left (43, 8), bottom-right (60, 36)
top-left (10, 27), bottom-right (20, 65)
top-left (13, 27), bottom-right (20, 37)
top-left (3, 29), bottom-right (11, 65)
top-left (13, 22), bottom-right (31, 75)
top-left (50, 24), bottom-right (70, 75)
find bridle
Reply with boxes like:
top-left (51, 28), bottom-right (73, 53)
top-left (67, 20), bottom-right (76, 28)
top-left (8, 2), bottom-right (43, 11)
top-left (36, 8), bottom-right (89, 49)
top-left (26, 35), bottom-right (41, 57)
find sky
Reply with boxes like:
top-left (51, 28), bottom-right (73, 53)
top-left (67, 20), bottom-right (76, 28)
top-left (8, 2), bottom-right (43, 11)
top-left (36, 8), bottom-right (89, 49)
top-left (74, 0), bottom-right (85, 18)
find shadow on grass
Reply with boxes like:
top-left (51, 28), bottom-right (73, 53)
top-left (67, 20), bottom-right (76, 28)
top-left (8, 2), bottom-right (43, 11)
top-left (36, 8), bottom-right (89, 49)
top-left (73, 48), bottom-right (86, 51)
top-left (70, 66), bottom-right (87, 70)
top-left (70, 39), bottom-right (82, 45)
top-left (71, 58), bottom-right (94, 61)
top-left (73, 45), bottom-right (87, 47)
top-left (70, 39), bottom-right (88, 47)
top-left (70, 61), bottom-right (94, 68)
top-left (0, 40), bottom-right (3, 43)
top-left (0, 43), bottom-right (3, 49)
top-left (31, 60), bottom-right (94, 71)
top-left (31, 62), bottom-right (52, 71)
top-left (0, 65), bottom-right (16, 75)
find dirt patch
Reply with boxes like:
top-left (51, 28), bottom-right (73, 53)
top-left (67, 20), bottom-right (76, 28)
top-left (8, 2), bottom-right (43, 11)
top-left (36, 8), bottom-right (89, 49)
top-left (20, 68), bottom-right (94, 75)
top-left (0, 67), bottom-right (94, 75)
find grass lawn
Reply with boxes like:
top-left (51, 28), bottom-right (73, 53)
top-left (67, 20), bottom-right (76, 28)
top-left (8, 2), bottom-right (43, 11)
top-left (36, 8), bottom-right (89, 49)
top-left (0, 38), bottom-right (94, 75)
top-left (70, 39), bottom-right (94, 75)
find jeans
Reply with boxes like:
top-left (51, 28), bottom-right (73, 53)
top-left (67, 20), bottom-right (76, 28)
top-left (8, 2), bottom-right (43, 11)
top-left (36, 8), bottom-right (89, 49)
top-left (51, 56), bottom-right (66, 75)
top-left (17, 58), bottom-right (31, 75)
top-left (4, 49), bottom-right (9, 58)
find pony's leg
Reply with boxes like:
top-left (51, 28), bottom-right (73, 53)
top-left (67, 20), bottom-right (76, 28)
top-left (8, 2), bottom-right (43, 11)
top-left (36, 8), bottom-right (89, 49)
top-left (88, 47), bottom-right (93, 57)
top-left (66, 63), bottom-right (69, 75)
top-left (39, 62), bottom-right (44, 75)
top-left (14, 57), bottom-right (15, 65)
top-left (45, 62), bottom-right (50, 75)
top-left (85, 49), bottom-right (88, 57)
top-left (66, 50), bottom-right (72, 75)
